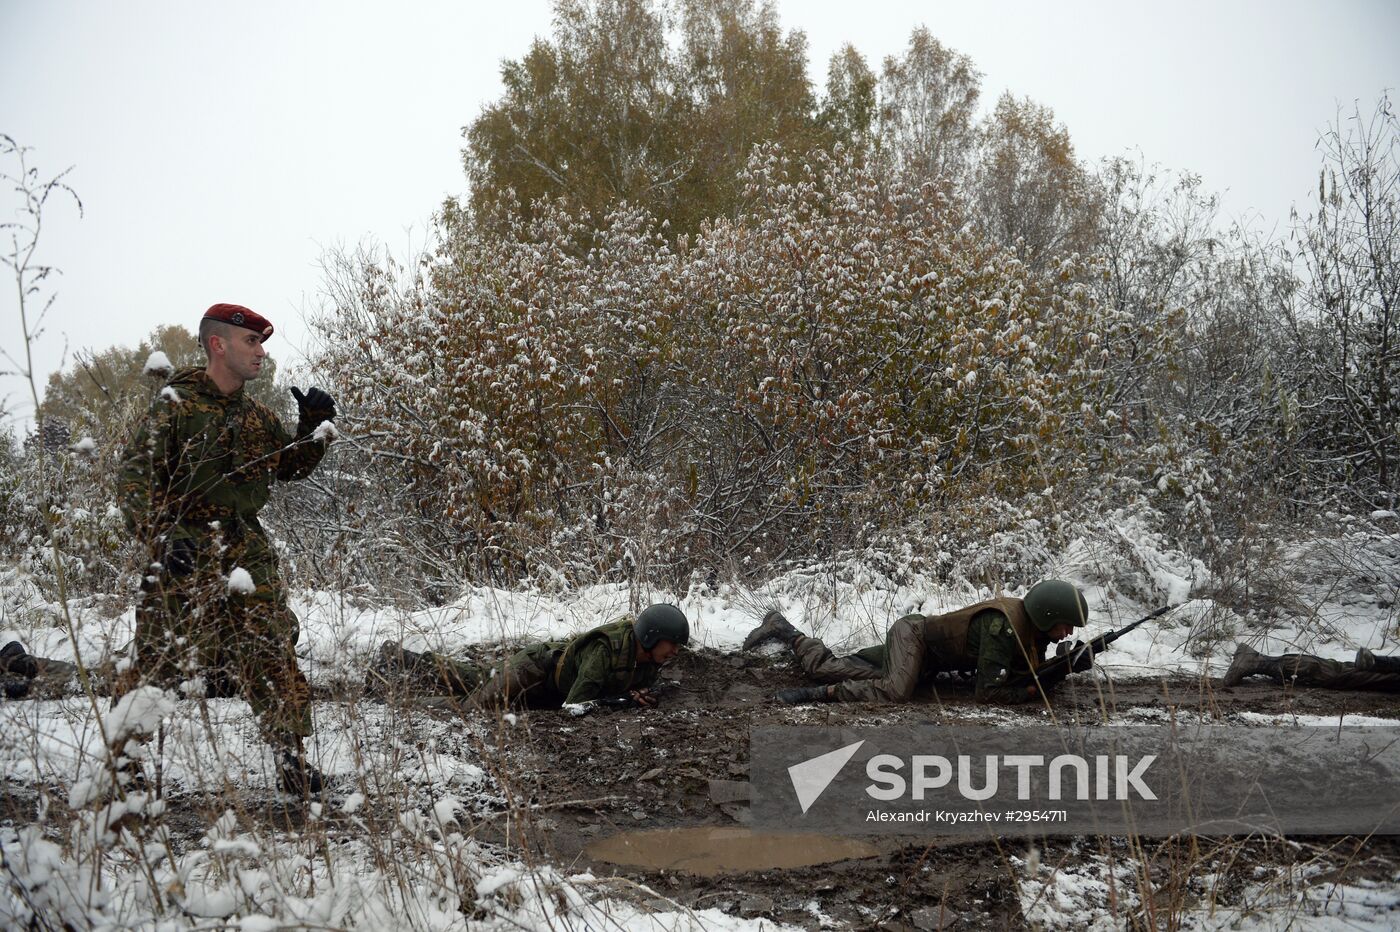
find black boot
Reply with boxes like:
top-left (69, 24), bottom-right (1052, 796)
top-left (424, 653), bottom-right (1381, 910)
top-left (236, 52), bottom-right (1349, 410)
top-left (743, 611), bottom-right (802, 651)
top-left (1222, 644), bottom-right (1282, 687)
top-left (0, 641), bottom-right (38, 679)
top-left (1, 642), bottom-right (38, 700)
top-left (775, 685), bottom-right (834, 705)
top-left (277, 743), bottom-right (329, 796)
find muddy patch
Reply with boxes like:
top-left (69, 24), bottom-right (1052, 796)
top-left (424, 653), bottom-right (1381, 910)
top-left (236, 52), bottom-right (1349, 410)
top-left (584, 825), bottom-right (880, 875)
top-left (447, 647), bottom-right (1400, 928)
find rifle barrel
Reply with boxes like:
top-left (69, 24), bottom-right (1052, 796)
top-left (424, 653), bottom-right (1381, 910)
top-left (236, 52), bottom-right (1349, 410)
top-left (1014, 605), bottom-right (1178, 689)
top-left (1062, 604), bottom-right (1178, 665)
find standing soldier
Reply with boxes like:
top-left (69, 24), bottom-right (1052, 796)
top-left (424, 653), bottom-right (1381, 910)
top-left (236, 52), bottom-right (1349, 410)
top-left (744, 580), bottom-right (1092, 705)
top-left (116, 303), bottom-right (337, 795)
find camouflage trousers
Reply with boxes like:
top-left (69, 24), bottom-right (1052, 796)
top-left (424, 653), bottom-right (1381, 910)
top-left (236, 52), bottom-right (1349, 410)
top-left (1280, 655), bottom-right (1400, 693)
top-left (795, 619), bottom-right (931, 703)
top-left (419, 649), bottom-right (560, 709)
top-left (793, 636), bottom-right (883, 683)
top-left (114, 526), bottom-right (312, 745)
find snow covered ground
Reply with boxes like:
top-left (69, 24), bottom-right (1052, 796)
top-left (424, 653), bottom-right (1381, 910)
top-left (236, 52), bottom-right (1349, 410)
top-left (1017, 845), bottom-right (1400, 931)
top-left (9, 508), bottom-right (1396, 689)
top-left (3, 510), bottom-right (1398, 929)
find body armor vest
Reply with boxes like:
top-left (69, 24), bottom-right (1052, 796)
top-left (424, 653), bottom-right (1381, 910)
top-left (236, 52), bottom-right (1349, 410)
top-left (552, 617), bottom-right (641, 694)
top-left (920, 596), bottom-right (1043, 671)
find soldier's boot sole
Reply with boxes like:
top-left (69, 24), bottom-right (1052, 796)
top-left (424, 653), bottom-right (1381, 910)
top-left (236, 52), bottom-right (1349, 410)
top-left (743, 611), bottom-right (801, 651)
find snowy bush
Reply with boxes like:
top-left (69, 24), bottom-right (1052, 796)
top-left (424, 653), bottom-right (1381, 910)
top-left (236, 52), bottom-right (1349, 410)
top-left (0, 426), bottom-right (134, 602)
top-left (312, 146), bottom-right (1109, 592)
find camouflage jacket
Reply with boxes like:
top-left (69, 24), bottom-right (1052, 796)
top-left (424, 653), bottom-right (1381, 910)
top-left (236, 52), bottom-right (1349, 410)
top-left (118, 367), bottom-right (326, 544)
top-left (521, 617), bottom-right (660, 705)
top-left (964, 606), bottom-right (1051, 704)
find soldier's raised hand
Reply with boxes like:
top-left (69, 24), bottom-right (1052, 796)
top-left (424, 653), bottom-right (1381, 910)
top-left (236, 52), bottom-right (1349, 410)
top-left (290, 386), bottom-right (337, 431)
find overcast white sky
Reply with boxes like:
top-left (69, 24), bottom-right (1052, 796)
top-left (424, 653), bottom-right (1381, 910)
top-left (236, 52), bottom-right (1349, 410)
top-left (2, 0), bottom-right (1396, 425)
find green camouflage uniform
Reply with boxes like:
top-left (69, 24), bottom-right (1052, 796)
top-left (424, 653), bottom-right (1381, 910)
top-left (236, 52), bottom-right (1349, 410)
top-left (418, 617), bottom-right (662, 709)
top-left (793, 599), bottom-right (1049, 704)
top-left (116, 367), bottom-right (326, 745)
top-left (1277, 654), bottom-right (1400, 693)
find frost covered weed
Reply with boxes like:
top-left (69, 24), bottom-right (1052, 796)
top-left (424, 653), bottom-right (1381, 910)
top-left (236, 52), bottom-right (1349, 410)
top-left (1201, 533), bottom-right (1307, 630)
top-left (2, 578), bottom-right (761, 931)
top-left (0, 684), bottom-right (704, 930)
top-left (1182, 513), bottom-right (1400, 651)
top-left (1291, 517), bottom-right (1400, 640)
top-left (0, 441), bottom-right (136, 604)
top-left (1174, 601), bottom-right (1245, 660)
top-left (1172, 836), bottom-right (1400, 929)
top-left (916, 489), bottom-right (1071, 591)
top-left (1010, 834), bottom-right (1395, 931)
top-left (1014, 846), bottom-right (1142, 930)
top-left (0, 566), bottom-right (51, 632)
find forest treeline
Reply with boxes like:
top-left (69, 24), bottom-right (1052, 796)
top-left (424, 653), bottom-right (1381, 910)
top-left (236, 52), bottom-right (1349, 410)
top-left (6, 0), bottom-right (1397, 604)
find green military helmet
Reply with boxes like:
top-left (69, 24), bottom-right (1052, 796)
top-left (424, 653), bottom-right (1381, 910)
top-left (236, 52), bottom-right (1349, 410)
top-left (1023, 579), bottom-right (1089, 632)
top-left (634, 603), bottom-right (690, 649)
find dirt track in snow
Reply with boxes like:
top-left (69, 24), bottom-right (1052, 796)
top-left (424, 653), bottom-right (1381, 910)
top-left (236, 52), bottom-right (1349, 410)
top-left (6, 646), bottom-right (1399, 929)
top-left (447, 647), bottom-right (1400, 929)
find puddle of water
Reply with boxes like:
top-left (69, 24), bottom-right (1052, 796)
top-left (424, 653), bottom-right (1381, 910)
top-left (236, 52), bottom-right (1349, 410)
top-left (584, 826), bottom-right (879, 876)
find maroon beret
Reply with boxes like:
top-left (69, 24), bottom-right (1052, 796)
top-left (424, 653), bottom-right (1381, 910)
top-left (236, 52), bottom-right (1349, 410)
top-left (203, 303), bottom-right (274, 342)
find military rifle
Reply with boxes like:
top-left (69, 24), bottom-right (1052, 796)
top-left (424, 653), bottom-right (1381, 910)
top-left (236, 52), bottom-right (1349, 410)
top-left (1017, 604), bottom-right (1177, 689)
top-left (564, 679), bottom-right (682, 717)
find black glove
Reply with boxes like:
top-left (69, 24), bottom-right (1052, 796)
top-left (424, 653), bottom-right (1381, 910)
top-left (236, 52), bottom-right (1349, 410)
top-left (1056, 640), bottom-right (1095, 673)
top-left (290, 386), bottom-right (337, 432)
top-left (163, 537), bottom-right (199, 578)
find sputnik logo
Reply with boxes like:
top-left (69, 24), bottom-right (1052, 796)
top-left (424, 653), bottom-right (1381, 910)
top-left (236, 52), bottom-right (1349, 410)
top-left (788, 740), bottom-right (865, 814)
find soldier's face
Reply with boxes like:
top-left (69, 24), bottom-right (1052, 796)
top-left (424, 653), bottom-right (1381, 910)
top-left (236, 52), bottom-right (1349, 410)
top-left (649, 639), bottom-right (681, 665)
top-left (1048, 623), bottom-right (1075, 642)
top-left (218, 329), bottom-right (267, 383)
